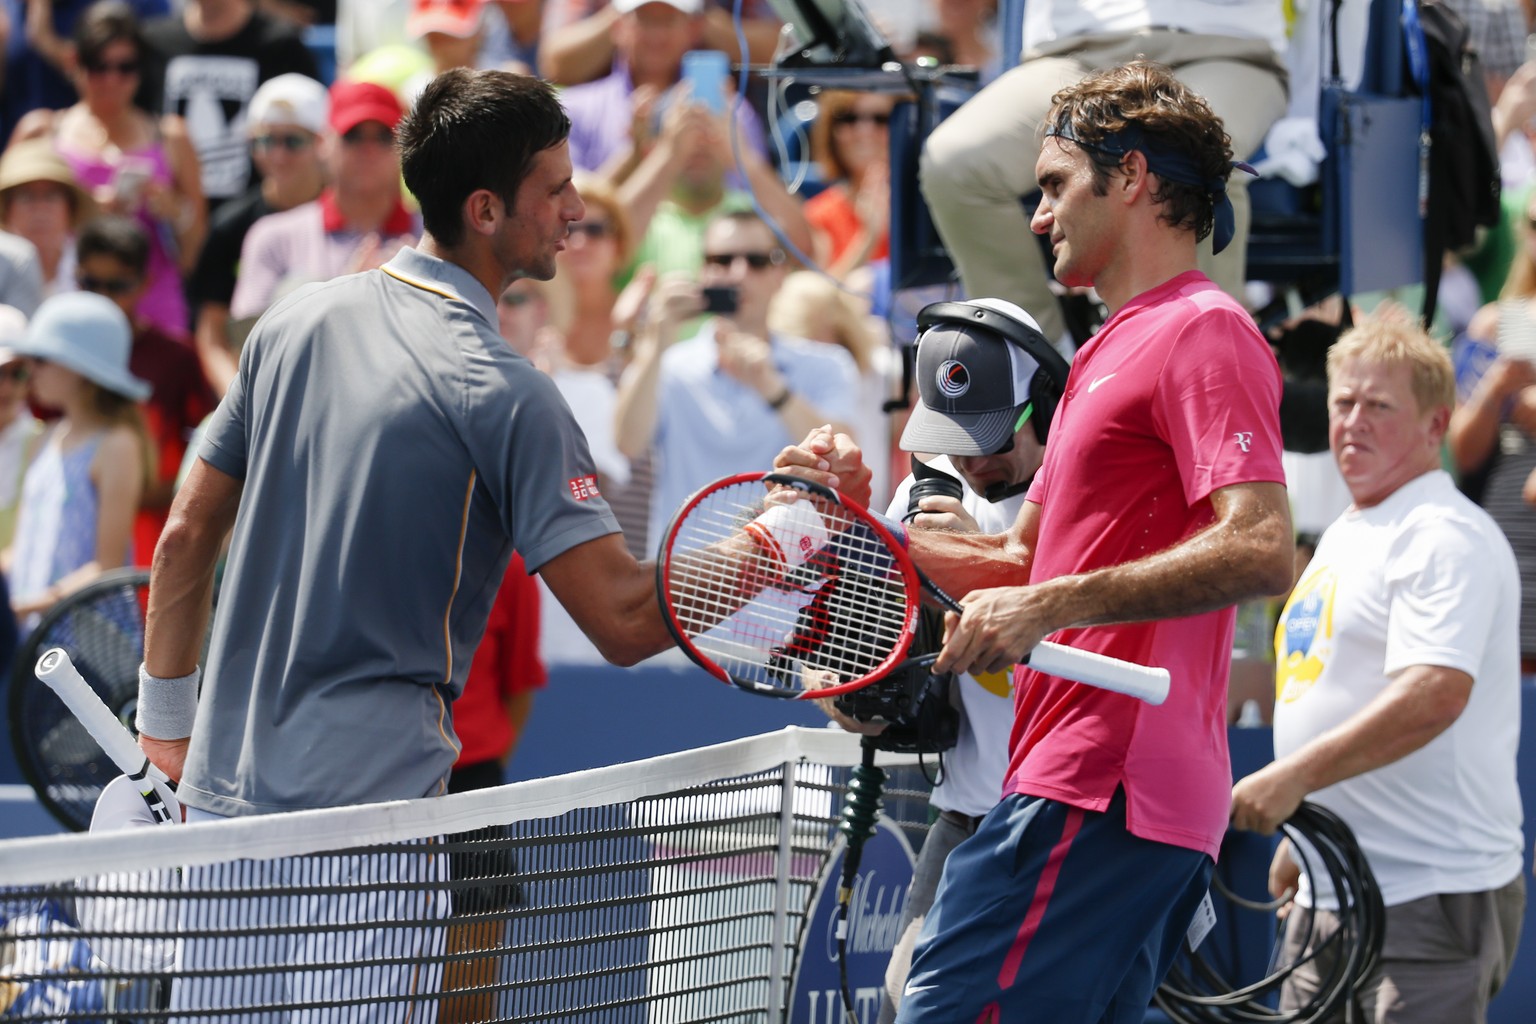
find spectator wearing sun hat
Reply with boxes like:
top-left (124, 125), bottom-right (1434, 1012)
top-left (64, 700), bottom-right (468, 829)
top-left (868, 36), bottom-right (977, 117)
top-left (76, 215), bottom-right (216, 567)
top-left (230, 77), bottom-right (419, 321)
top-left (186, 72), bottom-right (328, 397)
top-left (4, 291), bottom-right (154, 629)
top-left (0, 305), bottom-right (43, 551)
top-left (0, 139), bottom-right (97, 303)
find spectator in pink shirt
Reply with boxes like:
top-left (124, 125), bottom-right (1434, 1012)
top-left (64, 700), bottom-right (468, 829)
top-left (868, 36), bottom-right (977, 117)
top-left (230, 78), bottom-right (418, 321)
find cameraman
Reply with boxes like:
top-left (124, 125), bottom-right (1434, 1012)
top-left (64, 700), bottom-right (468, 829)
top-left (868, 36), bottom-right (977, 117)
top-left (783, 298), bottom-right (1069, 1024)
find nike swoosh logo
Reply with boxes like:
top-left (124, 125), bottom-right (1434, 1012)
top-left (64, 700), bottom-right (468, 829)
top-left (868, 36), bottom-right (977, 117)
top-left (1087, 373), bottom-right (1116, 393)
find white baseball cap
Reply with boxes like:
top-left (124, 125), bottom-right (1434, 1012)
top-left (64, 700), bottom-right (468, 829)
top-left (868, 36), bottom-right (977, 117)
top-left (247, 73), bottom-right (330, 136)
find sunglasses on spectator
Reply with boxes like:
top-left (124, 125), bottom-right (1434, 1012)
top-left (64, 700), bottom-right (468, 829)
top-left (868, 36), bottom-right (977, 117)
top-left (252, 132), bottom-right (313, 153)
top-left (84, 58), bottom-right (140, 77)
top-left (702, 250), bottom-right (786, 270)
top-left (500, 290), bottom-right (535, 307)
top-left (77, 273), bottom-right (139, 295)
top-left (0, 364), bottom-right (30, 384)
top-left (831, 111), bottom-right (890, 128)
top-left (342, 125), bottom-right (395, 147)
top-left (568, 221), bottom-right (613, 239)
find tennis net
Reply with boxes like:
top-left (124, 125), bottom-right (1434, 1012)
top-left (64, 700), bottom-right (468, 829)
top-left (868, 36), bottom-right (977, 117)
top-left (0, 727), bottom-right (933, 1022)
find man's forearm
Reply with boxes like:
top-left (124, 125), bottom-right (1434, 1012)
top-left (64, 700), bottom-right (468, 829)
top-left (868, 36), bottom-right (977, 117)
top-left (195, 305), bottom-right (238, 397)
top-left (909, 528), bottom-right (1035, 594)
top-left (143, 524), bottom-right (222, 679)
top-left (613, 339), bottom-right (665, 459)
top-left (1034, 483), bottom-right (1293, 633)
top-left (702, 11), bottom-right (783, 65)
top-left (1282, 665), bottom-right (1471, 793)
top-left (143, 462), bottom-right (243, 678)
top-left (1233, 663), bottom-right (1473, 833)
top-left (616, 143), bottom-right (679, 244)
top-left (538, 7), bottom-right (618, 85)
top-left (772, 393), bottom-right (844, 446)
top-left (741, 152), bottom-right (813, 257)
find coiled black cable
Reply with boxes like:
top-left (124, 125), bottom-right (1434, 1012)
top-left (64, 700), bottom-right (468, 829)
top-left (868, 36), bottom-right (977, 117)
top-left (1154, 802), bottom-right (1386, 1023)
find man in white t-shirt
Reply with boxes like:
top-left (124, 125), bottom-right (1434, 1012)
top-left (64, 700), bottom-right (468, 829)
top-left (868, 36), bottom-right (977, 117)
top-left (1231, 317), bottom-right (1526, 1024)
top-left (783, 297), bottom-right (1071, 1024)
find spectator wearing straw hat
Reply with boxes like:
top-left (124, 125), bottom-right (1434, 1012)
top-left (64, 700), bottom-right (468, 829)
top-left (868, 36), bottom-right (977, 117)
top-left (229, 78), bottom-right (419, 321)
top-left (0, 304), bottom-right (42, 551)
top-left (186, 71), bottom-right (327, 397)
top-left (3, 291), bottom-right (153, 629)
top-left (0, 138), bottom-right (96, 303)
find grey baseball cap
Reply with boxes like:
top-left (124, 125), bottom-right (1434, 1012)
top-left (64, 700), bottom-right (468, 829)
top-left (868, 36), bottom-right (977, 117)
top-left (899, 298), bottom-right (1050, 456)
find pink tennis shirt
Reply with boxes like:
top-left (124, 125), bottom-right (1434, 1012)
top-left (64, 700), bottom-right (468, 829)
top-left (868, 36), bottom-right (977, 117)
top-left (1014, 271), bottom-right (1285, 858)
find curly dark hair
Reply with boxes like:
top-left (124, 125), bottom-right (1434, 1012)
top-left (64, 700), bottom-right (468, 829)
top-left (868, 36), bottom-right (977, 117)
top-left (1045, 60), bottom-right (1233, 242)
top-left (397, 69), bottom-right (570, 248)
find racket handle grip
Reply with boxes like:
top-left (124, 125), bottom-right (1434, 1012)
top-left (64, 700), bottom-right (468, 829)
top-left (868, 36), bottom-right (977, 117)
top-left (35, 647), bottom-right (171, 784)
top-left (1027, 641), bottom-right (1171, 705)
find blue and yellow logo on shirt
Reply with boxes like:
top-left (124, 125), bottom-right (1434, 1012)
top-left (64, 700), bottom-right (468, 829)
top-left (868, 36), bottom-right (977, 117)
top-left (1275, 568), bottom-right (1336, 704)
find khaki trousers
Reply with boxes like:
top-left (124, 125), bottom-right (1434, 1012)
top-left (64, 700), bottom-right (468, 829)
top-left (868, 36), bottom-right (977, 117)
top-left (1279, 875), bottom-right (1526, 1023)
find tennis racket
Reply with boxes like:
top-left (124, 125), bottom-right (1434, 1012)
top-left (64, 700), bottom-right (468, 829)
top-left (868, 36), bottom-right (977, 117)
top-left (36, 647), bottom-right (182, 973)
top-left (656, 472), bottom-right (1171, 703)
top-left (34, 647), bottom-right (179, 827)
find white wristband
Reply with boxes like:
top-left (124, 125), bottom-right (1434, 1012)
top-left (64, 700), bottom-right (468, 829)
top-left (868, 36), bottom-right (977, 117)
top-left (137, 663), bottom-right (200, 740)
top-left (743, 500), bottom-right (830, 570)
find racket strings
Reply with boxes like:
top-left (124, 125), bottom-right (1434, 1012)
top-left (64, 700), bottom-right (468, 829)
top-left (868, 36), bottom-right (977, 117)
top-left (664, 483), bottom-right (914, 693)
top-left (15, 574), bottom-right (150, 831)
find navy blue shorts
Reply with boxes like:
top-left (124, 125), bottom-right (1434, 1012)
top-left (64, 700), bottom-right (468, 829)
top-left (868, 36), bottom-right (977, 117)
top-left (895, 789), bottom-right (1213, 1023)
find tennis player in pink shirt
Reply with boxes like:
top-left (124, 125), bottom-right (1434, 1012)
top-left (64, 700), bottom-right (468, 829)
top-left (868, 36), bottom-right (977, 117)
top-left (781, 60), bottom-right (1294, 1023)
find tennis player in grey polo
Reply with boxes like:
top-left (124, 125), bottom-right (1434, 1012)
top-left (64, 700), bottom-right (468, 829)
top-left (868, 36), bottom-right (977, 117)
top-left (135, 70), bottom-right (687, 1019)
top-left (181, 245), bottom-right (616, 815)
top-left (140, 72), bottom-right (680, 831)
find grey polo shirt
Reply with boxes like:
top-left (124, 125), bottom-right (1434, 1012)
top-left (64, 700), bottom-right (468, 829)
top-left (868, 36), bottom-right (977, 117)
top-left (182, 246), bottom-right (619, 816)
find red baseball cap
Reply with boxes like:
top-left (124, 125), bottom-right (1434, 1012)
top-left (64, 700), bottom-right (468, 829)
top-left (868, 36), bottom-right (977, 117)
top-left (328, 78), bottom-right (405, 135)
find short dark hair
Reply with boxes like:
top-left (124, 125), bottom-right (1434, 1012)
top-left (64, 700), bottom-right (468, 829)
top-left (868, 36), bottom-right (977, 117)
top-left (1045, 61), bottom-right (1233, 243)
top-left (74, 1), bottom-right (144, 70)
top-left (397, 69), bottom-right (571, 248)
top-left (76, 214), bottom-right (150, 276)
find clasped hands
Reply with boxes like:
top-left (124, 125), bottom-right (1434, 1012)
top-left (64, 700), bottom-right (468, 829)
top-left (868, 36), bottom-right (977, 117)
top-left (772, 427), bottom-right (1053, 677)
